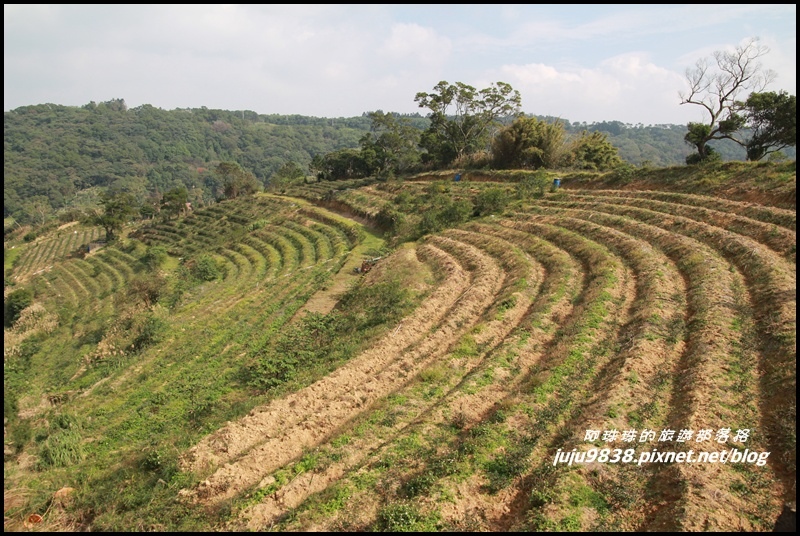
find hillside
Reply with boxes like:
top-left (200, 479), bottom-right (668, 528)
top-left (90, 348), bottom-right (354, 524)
top-left (3, 161), bottom-right (796, 531)
top-left (8, 100), bottom-right (788, 227)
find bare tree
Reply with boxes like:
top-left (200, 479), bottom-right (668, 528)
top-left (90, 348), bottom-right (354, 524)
top-left (679, 37), bottom-right (776, 162)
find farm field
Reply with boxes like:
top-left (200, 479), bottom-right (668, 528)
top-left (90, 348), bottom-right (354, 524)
top-left (3, 163), bottom-right (796, 532)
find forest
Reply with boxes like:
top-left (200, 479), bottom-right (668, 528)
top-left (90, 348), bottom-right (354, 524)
top-left (5, 97), bottom-right (777, 227)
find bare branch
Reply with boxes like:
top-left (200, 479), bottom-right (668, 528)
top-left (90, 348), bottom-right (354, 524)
top-left (679, 37), bottom-right (776, 160)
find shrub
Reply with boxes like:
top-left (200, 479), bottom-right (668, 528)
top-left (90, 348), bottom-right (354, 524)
top-left (685, 146), bottom-right (722, 165)
top-left (516, 171), bottom-right (550, 200)
top-left (130, 312), bottom-right (168, 352)
top-left (376, 206), bottom-right (406, 234)
top-left (5, 287), bottom-right (34, 327)
top-left (141, 245), bottom-right (168, 270)
top-left (475, 187), bottom-right (510, 216)
top-left (127, 274), bottom-right (166, 307)
top-left (191, 254), bottom-right (221, 281)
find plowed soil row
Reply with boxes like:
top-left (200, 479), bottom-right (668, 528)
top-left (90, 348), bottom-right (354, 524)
top-left (519, 205), bottom-right (787, 530)
top-left (233, 228), bottom-right (546, 529)
top-left (272, 220), bottom-right (633, 532)
top-left (250, 222), bottom-right (589, 531)
top-left (534, 198), bottom-right (796, 489)
top-left (570, 189), bottom-right (796, 231)
top-left (181, 237), bottom-right (504, 505)
top-left (520, 215), bottom-right (686, 530)
top-left (568, 193), bottom-right (796, 262)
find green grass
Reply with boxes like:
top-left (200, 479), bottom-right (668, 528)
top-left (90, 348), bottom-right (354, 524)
top-left (5, 170), bottom-right (795, 532)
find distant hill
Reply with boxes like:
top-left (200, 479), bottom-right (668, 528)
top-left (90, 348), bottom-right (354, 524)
top-left (3, 99), bottom-right (793, 224)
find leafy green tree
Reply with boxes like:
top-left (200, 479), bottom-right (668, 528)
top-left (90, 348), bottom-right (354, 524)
top-left (415, 81), bottom-right (522, 167)
top-left (93, 192), bottom-right (137, 241)
top-left (491, 116), bottom-right (566, 169)
top-left (310, 149), bottom-right (370, 181)
top-left (141, 245), bottom-right (169, 271)
top-left (269, 162), bottom-right (305, 193)
top-left (742, 91), bottom-right (796, 161)
top-left (215, 161), bottom-right (260, 199)
top-left (359, 111), bottom-right (421, 176)
top-left (21, 196), bottom-right (53, 226)
top-left (160, 186), bottom-right (188, 219)
top-left (679, 37), bottom-right (775, 162)
top-left (565, 131), bottom-right (624, 171)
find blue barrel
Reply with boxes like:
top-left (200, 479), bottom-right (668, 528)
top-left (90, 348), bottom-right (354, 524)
top-left (553, 178), bottom-right (561, 189)
top-left (454, 173), bottom-right (461, 182)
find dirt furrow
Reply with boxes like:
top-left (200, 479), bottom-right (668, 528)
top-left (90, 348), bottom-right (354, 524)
top-left (520, 206), bottom-right (782, 530)
top-left (264, 224), bottom-right (584, 532)
top-left (181, 238), bottom-right (504, 505)
top-left (507, 214), bottom-right (687, 531)
top-left (570, 189), bottom-right (796, 231)
top-left (237, 229), bottom-right (545, 529)
top-left (296, 220), bottom-right (628, 532)
top-left (535, 199), bottom-right (797, 494)
top-left (567, 193), bottom-right (796, 262)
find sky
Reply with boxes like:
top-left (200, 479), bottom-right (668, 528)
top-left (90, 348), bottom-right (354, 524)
top-left (4, 4), bottom-right (796, 125)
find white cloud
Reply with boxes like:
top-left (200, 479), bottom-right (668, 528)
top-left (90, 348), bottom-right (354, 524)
top-left (3, 5), bottom-right (795, 123)
top-left (379, 23), bottom-right (451, 68)
top-left (496, 53), bottom-right (694, 125)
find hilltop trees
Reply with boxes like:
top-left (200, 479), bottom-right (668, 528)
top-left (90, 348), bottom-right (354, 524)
top-left (564, 130), bottom-right (625, 171)
top-left (491, 116), bottom-right (623, 171)
top-left (269, 162), bottom-right (306, 193)
top-left (359, 111), bottom-right (422, 177)
top-left (680, 37), bottom-right (775, 163)
top-left (491, 116), bottom-right (566, 169)
top-left (415, 81), bottom-right (522, 166)
top-left (310, 149), bottom-right (370, 182)
top-left (161, 187), bottom-right (189, 219)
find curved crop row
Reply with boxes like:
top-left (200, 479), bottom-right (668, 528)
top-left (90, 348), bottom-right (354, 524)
top-left (182, 234), bottom-right (506, 505)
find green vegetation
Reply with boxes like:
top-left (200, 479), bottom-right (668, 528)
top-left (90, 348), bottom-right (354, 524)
top-left (246, 277), bottom-right (416, 391)
top-left (2, 89), bottom-right (795, 534)
top-left (4, 286), bottom-right (33, 326)
top-left (415, 80), bottom-right (522, 166)
top-left (743, 91), bottom-right (797, 161)
top-left (8, 87), bottom-right (794, 231)
top-left (91, 191), bottom-right (137, 241)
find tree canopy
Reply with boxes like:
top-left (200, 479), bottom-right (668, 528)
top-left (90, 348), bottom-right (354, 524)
top-left (161, 186), bottom-right (189, 219)
top-left (742, 91), bottom-right (796, 161)
top-left (216, 161), bottom-right (260, 199)
top-left (415, 81), bottom-right (522, 166)
top-left (491, 116), bottom-right (566, 170)
top-left (359, 111), bottom-right (421, 177)
top-left (92, 191), bottom-right (137, 241)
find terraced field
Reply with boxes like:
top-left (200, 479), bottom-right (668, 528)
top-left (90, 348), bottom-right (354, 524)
top-left (3, 168), bottom-right (796, 532)
top-left (9, 224), bottom-right (104, 282)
